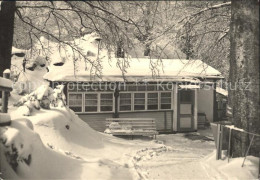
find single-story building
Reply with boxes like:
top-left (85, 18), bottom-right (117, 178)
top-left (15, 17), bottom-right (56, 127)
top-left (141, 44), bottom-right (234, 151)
top-left (43, 58), bottom-right (224, 133)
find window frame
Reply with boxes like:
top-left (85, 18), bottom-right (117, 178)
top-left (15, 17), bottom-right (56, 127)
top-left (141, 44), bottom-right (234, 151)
top-left (133, 92), bottom-right (146, 111)
top-left (160, 92), bottom-right (172, 110)
top-left (100, 92), bottom-right (114, 112)
top-left (67, 92), bottom-right (84, 113)
top-left (67, 84), bottom-right (174, 113)
top-left (68, 92), bottom-right (114, 114)
top-left (118, 92), bottom-right (132, 112)
top-left (118, 91), bottom-right (173, 112)
top-left (147, 92), bottom-right (159, 110)
top-left (84, 92), bottom-right (99, 113)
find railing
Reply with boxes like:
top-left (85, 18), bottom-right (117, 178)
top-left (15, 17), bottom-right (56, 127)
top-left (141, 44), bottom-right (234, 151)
top-left (0, 69), bottom-right (12, 126)
top-left (211, 122), bottom-right (260, 178)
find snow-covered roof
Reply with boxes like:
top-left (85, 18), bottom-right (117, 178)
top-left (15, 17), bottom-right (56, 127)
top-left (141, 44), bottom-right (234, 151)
top-left (44, 58), bottom-right (223, 82)
top-left (216, 87), bottom-right (228, 96)
top-left (179, 84), bottom-right (200, 89)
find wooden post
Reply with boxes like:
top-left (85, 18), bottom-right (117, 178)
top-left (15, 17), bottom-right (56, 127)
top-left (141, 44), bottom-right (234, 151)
top-left (213, 81), bottom-right (218, 122)
top-left (216, 124), bottom-right (221, 160)
top-left (1, 69), bottom-right (11, 113)
top-left (242, 135), bottom-right (255, 167)
top-left (0, 113), bottom-right (11, 126)
top-left (219, 125), bottom-right (223, 159)
top-left (228, 128), bottom-right (232, 163)
top-left (258, 152), bottom-right (260, 179)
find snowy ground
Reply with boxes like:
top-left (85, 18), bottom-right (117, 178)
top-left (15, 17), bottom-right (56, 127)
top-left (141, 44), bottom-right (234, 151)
top-left (0, 92), bottom-right (259, 179)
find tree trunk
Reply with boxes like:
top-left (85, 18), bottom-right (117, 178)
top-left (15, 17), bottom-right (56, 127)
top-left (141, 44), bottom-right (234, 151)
top-left (229, 0), bottom-right (259, 157)
top-left (116, 40), bottom-right (124, 58)
top-left (0, 1), bottom-right (16, 77)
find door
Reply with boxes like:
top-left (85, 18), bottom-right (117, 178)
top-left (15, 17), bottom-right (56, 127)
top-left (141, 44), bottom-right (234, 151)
top-left (177, 89), bottom-right (195, 131)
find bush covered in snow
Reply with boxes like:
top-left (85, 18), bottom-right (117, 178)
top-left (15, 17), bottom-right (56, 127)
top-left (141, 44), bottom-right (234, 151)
top-left (0, 119), bottom-right (34, 172)
top-left (14, 84), bottom-right (66, 116)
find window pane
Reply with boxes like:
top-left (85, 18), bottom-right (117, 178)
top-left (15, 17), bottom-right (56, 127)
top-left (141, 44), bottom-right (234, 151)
top-left (101, 106), bottom-right (113, 111)
top-left (85, 94), bottom-right (97, 99)
top-left (85, 100), bottom-right (98, 105)
top-left (134, 92), bottom-right (145, 110)
top-left (134, 93), bottom-right (145, 98)
top-left (161, 92), bottom-right (171, 98)
top-left (148, 105), bottom-right (158, 110)
top-left (161, 104), bottom-right (171, 109)
top-left (180, 91), bottom-right (192, 102)
top-left (85, 106), bottom-right (98, 112)
top-left (101, 93), bottom-right (113, 99)
top-left (101, 100), bottom-right (113, 105)
top-left (128, 86), bottom-right (136, 91)
top-left (148, 93), bottom-right (158, 110)
top-left (69, 100), bottom-right (82, 106)
top-left (120, 105), bottom-right (131, 111)
top-left (134, 99), bottom-right (145, 104)
top-left (137, 85), bottom-right (146, 91)
top-left (134, 105), bottom-right (145, 110)
top-left (158, 84), bottom-right (172, 91)
top-left (68, 94), bottom-right (82, 107)
top-left (160, 92), bottom-right (171, 109)
top-left (161, 98), bottom-right (171, 103)
top-left (84, 93), bottom-right (98, 112)
top-left (100, 93), bottom-right (113, 112)
top-left (148, 99), bottom-right (158, 104)
top-left (70, 106), bottom-right (82, 112)
top-left (69, 94), bottom-right (82, 99)
top-left (148, 93), bottom-right (158, 98)
top-left (120, 99), bottom-right (131, 105)
top-left (147, 85), bottom-right (156, 91)
top-left (119, 93), bottom-right (131, 111)
top-left (120, 93), bottom-right (131, 98)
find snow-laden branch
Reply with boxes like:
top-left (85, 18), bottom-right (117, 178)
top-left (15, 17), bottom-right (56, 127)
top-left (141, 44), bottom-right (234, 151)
top-left (179, 2), bottom-right (231, 24)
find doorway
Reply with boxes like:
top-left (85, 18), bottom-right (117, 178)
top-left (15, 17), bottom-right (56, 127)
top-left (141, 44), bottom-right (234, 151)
top-left (177, 89), bottom-right (195, 132)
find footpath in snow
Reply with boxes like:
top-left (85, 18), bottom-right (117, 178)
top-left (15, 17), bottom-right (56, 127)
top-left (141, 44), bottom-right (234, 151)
top-left (133, 132), bottom-right (259, 180)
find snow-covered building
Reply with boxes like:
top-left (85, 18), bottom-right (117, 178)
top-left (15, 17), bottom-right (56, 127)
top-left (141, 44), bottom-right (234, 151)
top-left (43, 58), bottom-right (224, 133)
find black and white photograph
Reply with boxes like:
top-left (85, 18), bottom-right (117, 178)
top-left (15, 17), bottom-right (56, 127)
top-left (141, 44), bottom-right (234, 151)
top-left (0, 0), bottom-right (259, 179)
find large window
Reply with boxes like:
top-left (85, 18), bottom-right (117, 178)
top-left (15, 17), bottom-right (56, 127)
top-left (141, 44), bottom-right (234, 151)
top-left (119, 93), bottom-right (131, 111)
top-left (160, 92), bottom-right (172, 109)
top-left (100, 93), bottom-right (113, 112)
top-left (119, 91), bottom-right (172, 112)
top-left (134, 93), bottom-right (145, 110)
top-left (147, 93), bottom-right (158, 110)
top-left (68, 84), bottom-right (173, 113)
top-left (85, 94), bottom-right (98, 112)
top-left (68, 94), bottom-right (83, 112)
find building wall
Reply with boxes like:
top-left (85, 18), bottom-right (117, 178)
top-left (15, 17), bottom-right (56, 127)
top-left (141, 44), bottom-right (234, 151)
top-left (78, 113), bottom-right (113, 132)
top-left (119, 111), bottom-right (173, 132)
top-left (197, 88), bottom-right (214, 122)
top-left (78, 111), bottom-right (173, 132)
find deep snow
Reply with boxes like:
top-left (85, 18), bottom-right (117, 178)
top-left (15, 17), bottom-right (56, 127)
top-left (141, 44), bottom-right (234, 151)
top-left (1, 99), bottom-right (258, 179)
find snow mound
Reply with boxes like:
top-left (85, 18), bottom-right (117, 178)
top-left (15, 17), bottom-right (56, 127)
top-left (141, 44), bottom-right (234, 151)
top-left (204, 151), bottom-right (259, 179)
top-left (7, 101), bottom-right (163, 179)
top-left (0, 117), bottom-right (114, 179)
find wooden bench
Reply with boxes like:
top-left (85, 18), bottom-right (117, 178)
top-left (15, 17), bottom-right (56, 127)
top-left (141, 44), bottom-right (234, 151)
top-left (106, 118), bottom-right (159, 139)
